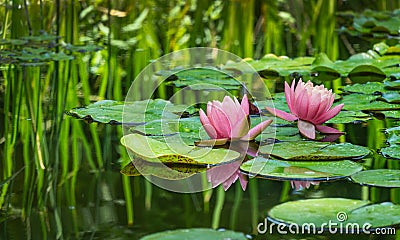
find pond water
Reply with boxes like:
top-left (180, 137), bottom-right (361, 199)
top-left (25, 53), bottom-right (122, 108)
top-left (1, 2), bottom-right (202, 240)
top-left (1, 1), bottom-right (400, 240)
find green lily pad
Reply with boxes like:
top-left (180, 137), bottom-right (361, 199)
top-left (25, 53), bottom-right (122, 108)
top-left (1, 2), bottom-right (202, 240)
top-left (120, 160), bottom-right (206, 179)
top-left (341, 82), bottom-right (386, 94)
top-left (121, 134), bottom-right (240, 166)
top-left (140, 228), bottom-right (248, 240)
top-left (348, 65), bottom-right (386, 83)
top-left (165, 67), bottom-right (242, 91)
top-left (67, 99), bottom-right (195, 125)
top-left (381, 145), bottom-right (400, 160)
top-left (131, 117), bottom-right (206, 145)
top-left (384, 79), bottom-right (400, 89)
top-left (340, 94), bottom-right (400, 111)
top-left (260, 141), bottom-right (370, 160)
top-left (240, 157), bottom-right (363, 181)
top-left (377, 91), bottom-right (400, 103)
top-left (325, 110), bottom-right (371, 124)
top-left (268, 198), bottom-right (400, 230)
top-left (351, 169), bottom-right (400, 188)
top-left (256, 126), bottom-right (302, 142)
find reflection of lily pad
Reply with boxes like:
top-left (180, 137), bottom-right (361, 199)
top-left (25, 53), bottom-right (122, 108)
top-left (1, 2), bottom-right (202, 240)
top-left (121, 134), bottom-right (240, 166)
top-left (260, 141), bottom-right (370, 160)
top-left (67, 99), bottom-right (195, 125)
top-left (120, 160), bottom-right (206, 179)
top-left (140, 228), bottom-right (248, 240)
top-left (351, 169), bottom-right (400, 188)
top-left (268, 198), bottom-right (400, 230)
top-left (240, 157), bottom-right (363, 181)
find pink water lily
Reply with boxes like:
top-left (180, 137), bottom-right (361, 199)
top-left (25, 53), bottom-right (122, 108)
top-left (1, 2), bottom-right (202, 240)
top-left (265, 79), bottom-right (344, 139)
top-left (200, 94), bottom-right (272, 141)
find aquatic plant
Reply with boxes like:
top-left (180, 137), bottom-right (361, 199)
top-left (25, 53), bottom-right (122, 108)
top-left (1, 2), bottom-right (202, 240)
top-left (266, 79), bottom-right (344, 139)
top-left (199, 94), bottom-right (272, 141)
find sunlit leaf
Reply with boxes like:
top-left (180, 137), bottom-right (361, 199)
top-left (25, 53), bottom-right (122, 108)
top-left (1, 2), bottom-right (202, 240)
top-left (140, 228), bottom-right (248, 240)
top-left (121, 134), bottom-right (240, 166)
top-left (240, 157), bottom-right (363, 181)
top-left (67, 99), bottom-right (195, 125)
top-left (351, 169), bottom-right (400, 188)
top-left (260, 141), bottom-right (370, 160)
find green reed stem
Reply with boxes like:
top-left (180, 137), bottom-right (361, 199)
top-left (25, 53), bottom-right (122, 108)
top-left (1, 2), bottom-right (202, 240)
top-left (230, 182), bottom-right (243, 229)
top-left (211, 186), bottom-right (225, 229)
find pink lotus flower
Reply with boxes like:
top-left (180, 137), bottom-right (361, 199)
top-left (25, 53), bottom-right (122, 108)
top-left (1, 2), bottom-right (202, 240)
top-left (265, 79), bottom-right (344, 139)
top-left (199, 94), bottom-right (272, 141)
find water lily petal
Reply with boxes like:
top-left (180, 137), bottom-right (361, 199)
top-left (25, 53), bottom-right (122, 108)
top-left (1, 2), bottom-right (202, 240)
top-left (240, 94), bottom-right (250, 115)
top-left (208, 103), bottom-right (231, 138)
top-left (296, 88), bottom-right (310, 119)
top-left (238, 173), bottom-right (248, 191)
top-left (231, 115), bottom-right (250, 139)
top-left (241, 119), bottom-right (273, 141)
top-left (306, 91), bottom-right (321, 121)
top-left (285, 81), bottom-right (294, 113)
top-left (222, 95), bottom-right (241, 127)
top-left (313, 103), bottom-right (344, 124)
top-left (315, 124), bottom-right (344, 134)
top-left (199, 109), bottom-right (218, 139)
top-left (298, 120), bottom-right (316, 139)
top-left (265, 107), bottom-right (298, 121)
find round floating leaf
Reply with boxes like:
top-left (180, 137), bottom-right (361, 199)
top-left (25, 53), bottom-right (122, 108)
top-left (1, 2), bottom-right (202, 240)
top-left (348, 65), bottom-right (386, 83)
top-left (131, 117), bottom-right (206, 145)
top-left (67, 99), bottom-right (195, 125)
top-left (381, 145), bottom-right (400, 160)
top-left (268, 198), bottom-right (400, 230)
top-left (384, 79), bottom-right (400, 89)
top-left (140, 228), bottom-right (248, 240)
top-left (377, 91), bottom-right (400, 103)
top-left (351, 169), bottom-right (400, 188)
top-left (121, 134), bottom-right (241, 166)
top-left (340, 94), bottom-right (400, 111)
top-left (341, 82), bottom-right (385, 94)
top-left (240, 157), bottom-right (363, 181)
top-left (325, 110), bottom-right (371, 124)
top-left (165, 68), bottom-right (242, 91)
top-left (260, 141), bottom-right (370, 160)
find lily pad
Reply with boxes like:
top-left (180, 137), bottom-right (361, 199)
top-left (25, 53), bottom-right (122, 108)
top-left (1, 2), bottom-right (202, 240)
top-left (351, 169), bottom-right (400, 188)
top-left (260, 141), bottom-right (370, 160)
top-left (341, 82), bottom-right (386, 94)
top-left (164, 67), bottom-right (242, 91)
top-left (340, 94), bottom-right (400, 111)
top-left (240, 157), bottom-right (363, 181)
top-left (381, 145), bottom-right (400, 160)
top-left (120, 160), bottom-right (206, 179)
top-left (131, 117), bottom-right (206, 145)
top-left (67, 99), bottom-right (195, 125)
top-left (268, 198), bottom-right (400, 230)
top-left (121, 134), bottom-right (241, 166)
top-left (325, 110), bottom-right (371, 124)
top-left (140, 228), bottom-right (248, 240)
